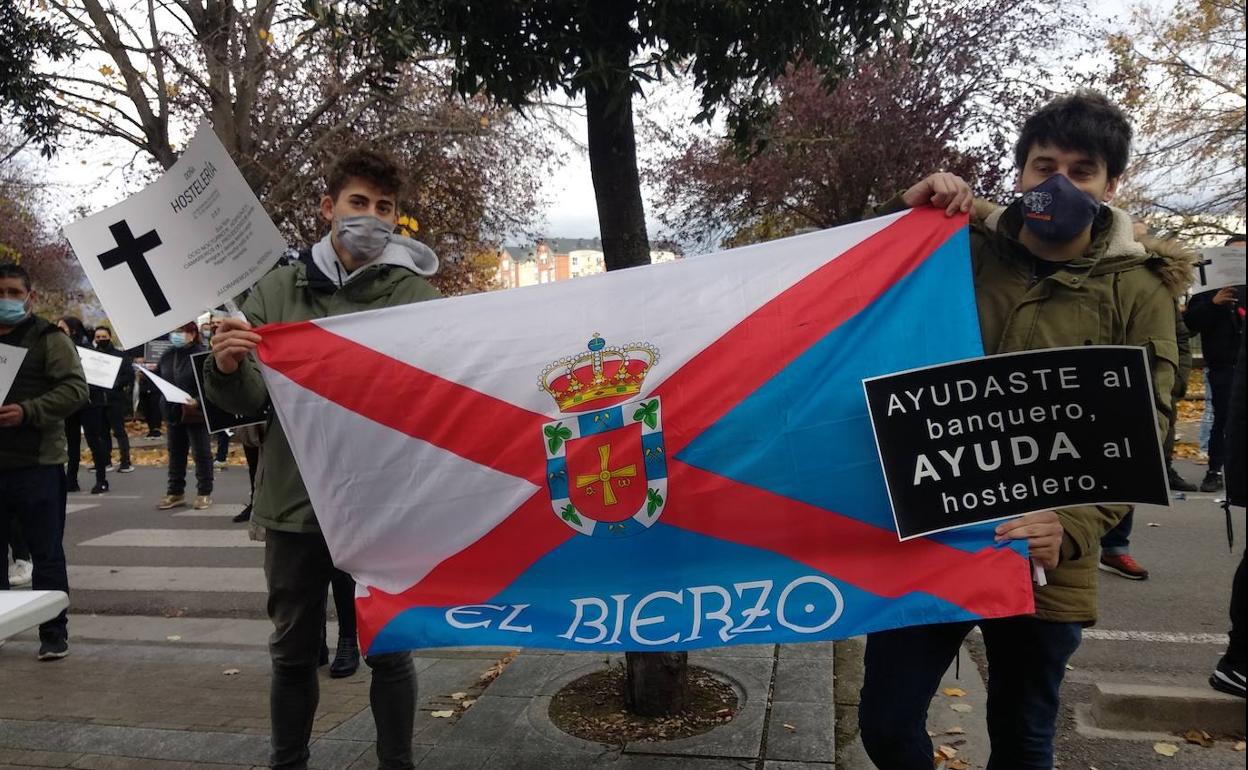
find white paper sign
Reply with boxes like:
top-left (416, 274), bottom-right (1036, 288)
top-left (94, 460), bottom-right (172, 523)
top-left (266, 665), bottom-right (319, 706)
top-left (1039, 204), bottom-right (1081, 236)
top-left (76, 346), bottom-right (124, 389)
top-left (1195, 247), bottom-right (1247, 292)
top-left (135, 364), bottom-right (194, 405)
top-left (63, 119), bottom-right (286, 348)
top-left (0, 342), bottom-right (27, 404)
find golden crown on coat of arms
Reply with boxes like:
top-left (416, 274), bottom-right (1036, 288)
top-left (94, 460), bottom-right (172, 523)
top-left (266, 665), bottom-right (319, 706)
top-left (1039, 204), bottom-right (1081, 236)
top-left (538, 334), bottom-right (660, 413)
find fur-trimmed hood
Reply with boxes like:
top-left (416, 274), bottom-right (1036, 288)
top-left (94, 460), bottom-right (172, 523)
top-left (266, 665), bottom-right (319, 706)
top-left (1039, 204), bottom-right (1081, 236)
top-left (971, 198), bottom-right (1194, 298)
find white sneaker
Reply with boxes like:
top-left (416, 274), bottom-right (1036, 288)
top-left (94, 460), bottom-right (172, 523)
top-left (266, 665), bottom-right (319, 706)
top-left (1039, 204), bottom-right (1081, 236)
top-left (8, 559), bottom-right (33, 586)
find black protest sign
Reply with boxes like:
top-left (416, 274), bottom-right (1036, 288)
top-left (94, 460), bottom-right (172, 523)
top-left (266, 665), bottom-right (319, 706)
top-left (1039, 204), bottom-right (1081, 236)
top-left (863, 346), bottom-right (1168, 540)
top-left (189, 352), bottom-right (268, 434)
top-left (143, 338), bottom-right (173, 363)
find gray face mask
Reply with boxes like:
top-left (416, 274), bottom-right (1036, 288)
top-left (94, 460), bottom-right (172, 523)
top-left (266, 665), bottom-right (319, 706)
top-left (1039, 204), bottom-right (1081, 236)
top-left (336, 215), bottom-right (395, 262)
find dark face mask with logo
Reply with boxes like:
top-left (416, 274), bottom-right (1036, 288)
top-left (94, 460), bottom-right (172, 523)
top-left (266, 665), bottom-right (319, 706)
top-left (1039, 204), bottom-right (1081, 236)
top-left (1019, 174), bottom-right (1102, 243)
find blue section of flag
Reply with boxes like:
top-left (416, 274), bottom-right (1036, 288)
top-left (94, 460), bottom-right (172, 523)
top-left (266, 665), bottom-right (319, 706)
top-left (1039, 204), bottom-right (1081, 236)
top-left (368, 522), bottom-right (982, 653)
top-left (579, 406), bottom-right (623, 436)
top-left (677, 229), bottom-right (989, 549)
top-left (642, 432), bottom-right (668, 480)
top-left (546, 457), bottom-right (569, 500)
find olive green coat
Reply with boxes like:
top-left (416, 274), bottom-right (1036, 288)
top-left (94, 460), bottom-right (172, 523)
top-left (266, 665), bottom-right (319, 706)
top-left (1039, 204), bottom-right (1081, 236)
top-left (203, 257), bottom-right (440, 533)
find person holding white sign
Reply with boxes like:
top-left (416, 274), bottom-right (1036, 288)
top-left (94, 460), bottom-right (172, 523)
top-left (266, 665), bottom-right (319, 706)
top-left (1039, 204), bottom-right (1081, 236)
top-left (92, 325), bottom-right (134, 474)
top-left (56, 316), bottom-right (110, 495)
top-left (156, 321), bottom-right (214, 511)
top-left (0, 263), bottom-right (88, 661)
top-left (1184, 234), bottom-right (1246, 493)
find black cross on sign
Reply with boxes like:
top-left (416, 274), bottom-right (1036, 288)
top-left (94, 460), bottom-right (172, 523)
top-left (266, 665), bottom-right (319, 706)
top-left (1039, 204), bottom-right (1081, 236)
top-left (97, 220), bottom-right (170, 315)
top-left (1195, 258), bottom-right (1212, 287)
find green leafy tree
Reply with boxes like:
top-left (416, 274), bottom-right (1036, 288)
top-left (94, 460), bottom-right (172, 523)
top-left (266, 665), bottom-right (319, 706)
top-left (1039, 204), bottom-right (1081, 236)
top-left (0, 0), bottom-right (77, 158)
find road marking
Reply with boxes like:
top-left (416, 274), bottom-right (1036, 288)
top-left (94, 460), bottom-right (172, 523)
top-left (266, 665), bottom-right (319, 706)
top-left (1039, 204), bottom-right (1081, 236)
top-left (1082, 630), bottom-right (1230, 645)
top-left (68, 494), bottom-right (143, 500)
top-left (66, 503), bottom-right (100, 513)
top-left (68, 565), bottom-right (265, 593)
top-left (78, 529), bottom-right (262, 548)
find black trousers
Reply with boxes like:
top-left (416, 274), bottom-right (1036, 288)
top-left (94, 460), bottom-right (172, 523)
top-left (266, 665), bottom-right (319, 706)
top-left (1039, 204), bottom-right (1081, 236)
top-left (1208, 365), bottom-right (1233, 472)
top-left (0, 466), bottom-right (70, 642)
top-left (103, 398), bottom-right (131, 466)
top-left (265, 529), bottom-right (415, 770)
top-left (1230, 548), bottom-right (1246, 671)
top-left (140, 386), bottom-right (163, 434)
top-left (166, 422), bottom-right (213, 496)
top-left (65, 407), bottom-right (108, 486)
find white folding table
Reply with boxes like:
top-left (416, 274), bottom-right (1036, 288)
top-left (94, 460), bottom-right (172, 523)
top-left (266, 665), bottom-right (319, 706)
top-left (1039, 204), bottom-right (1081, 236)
top-left (0, 590), bottom-right (69, 639)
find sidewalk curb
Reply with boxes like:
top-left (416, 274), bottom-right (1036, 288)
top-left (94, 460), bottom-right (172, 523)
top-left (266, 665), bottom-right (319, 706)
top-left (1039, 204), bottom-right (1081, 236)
top-left (1087, 682), bottom-right (1246, 736)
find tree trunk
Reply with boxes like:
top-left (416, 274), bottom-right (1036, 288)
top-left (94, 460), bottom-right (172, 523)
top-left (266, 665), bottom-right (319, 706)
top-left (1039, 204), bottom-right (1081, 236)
top-left (624, 651), bottom-right (689, 717)
top-left (583, 67), bottom-right (651, 270)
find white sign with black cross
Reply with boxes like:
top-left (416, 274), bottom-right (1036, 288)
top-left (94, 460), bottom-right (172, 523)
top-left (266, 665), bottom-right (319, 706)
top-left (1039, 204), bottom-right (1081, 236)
top-left (62, 119), bottom-right (286, 349)
top-left (1194, 247), bottom-right (1247, 293)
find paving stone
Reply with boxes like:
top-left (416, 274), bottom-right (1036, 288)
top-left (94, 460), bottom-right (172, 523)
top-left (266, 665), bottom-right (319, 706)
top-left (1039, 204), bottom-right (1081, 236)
top-left (0, 721), bottom-right (270, 768)
top-left (438, 696), bottom-right (527, 749)
top-left (762, 762), bottom-right (835, 769)
top-left (69, 756), bottom-right (254, 770)
top-left (0, 749), bottom-right (81, 768)
top-left (307, 739), bottom-right (372, 770)
top-left (480, 654), bottom-right (562, 698)
top-left (778, 642), bottom-right (836, 659)
top-left (536, 654), bottom-right (623, 696)
top-left (622, 697), bottom-right (766, 759)
top-left (346, 745), bottom-right (431, 770)
top-left (413, 746), bottom-right (493, 769)
top-left (771, 658), bottom-right (834, 704)
top-left (686, 653), bottom-right (776, 707)
top-left (764, 702), bottom-right (836, 763)
top-left (696, 643), bottom-right (777, 659)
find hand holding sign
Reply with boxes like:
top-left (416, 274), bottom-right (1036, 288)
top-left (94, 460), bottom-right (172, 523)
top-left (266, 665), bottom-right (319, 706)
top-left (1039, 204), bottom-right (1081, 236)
top-left (995, 511), bottom-right (1063, 569)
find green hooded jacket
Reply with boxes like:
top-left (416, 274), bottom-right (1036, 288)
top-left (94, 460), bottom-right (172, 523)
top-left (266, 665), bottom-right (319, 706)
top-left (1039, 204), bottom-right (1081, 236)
top-left (203, 254), bottom-right (440, 533)
top-left (969, 199), bottom-right (1190, 623)
top-left (0, 315), bottom-right (89, 469)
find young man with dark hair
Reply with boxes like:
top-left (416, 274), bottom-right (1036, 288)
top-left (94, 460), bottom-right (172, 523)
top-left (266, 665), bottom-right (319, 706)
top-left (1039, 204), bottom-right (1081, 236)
top-left (857, 91), bottom-right (1186, 768)
top-left (1184, 234), bottom-right (1246, 493)
top-left (0, 262), bottom-right (88, 660)
top-left (206, 148), bottom-right (439, 770)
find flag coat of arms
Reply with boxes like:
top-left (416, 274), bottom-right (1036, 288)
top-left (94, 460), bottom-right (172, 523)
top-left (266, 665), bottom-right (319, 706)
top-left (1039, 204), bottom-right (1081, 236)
top-left (258, 208), bottom-right (1034, 655)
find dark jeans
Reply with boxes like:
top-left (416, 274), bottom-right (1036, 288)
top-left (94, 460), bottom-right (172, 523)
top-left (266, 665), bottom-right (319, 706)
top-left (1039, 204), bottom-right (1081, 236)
top-left (65, 407), bottom-right (108, 485)
top-left (166, 422), bottom-right (214, 496)
top-left (330, 567), bottom-right (357, 640)
top-left (245, 444), bottom-right (259, 498)
top-left (1101, 507), bottom-right (1133, 556)
top-left (0, 466), bottom-right (70, 642)
top-left (860, 617), bottom-right (1082, 770)
top-left (265, 529), bottom-right (415, 770)
top-left (9, 516), bottom-right (30, 561)
top-left (216, 431), bottom-right (230, 463)
top-left (1230, 549), bottom-right (1246, 671)
top-left (1208, 365), bottom-right (1232, 472)
top-left (103, 398), bottom-right (131, 466)
top-left (140, 386), bottom-right (163, 434)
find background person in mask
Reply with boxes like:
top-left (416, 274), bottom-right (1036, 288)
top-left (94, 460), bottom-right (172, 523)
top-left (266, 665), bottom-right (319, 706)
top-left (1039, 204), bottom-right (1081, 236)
top-left (57, 316), bottom-right (110, 494)
top-left (92, 324), bottom-right (134, 474)
top-left (205, 148), bottom-right (438, 770)
top-left (0, 262), bottom-right (87, 660)
top-left (156, 320), bottom-right (213, 510)
top-left (856, 90), bottom-right (1185, 770)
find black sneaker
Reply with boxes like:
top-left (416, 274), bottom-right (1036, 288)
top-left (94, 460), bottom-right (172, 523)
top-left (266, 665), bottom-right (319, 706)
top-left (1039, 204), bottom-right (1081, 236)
top-left (1200, 471), bottom-right (1224, 493)
top-left (1210, 655), bottom-right (1246, 698)
top-left (37, 638), bottom-right (69, 661)
top-left (1167, 465), bottom-right (1198, 492)
top-left (231, 504), bottom-right (253, 524)
top-left (67, 479), bottom-right (81, 493)
top-left (117, 464), bottom-right (135, 474)
top-left (146, 431), bottom-right (162, 438)
top-left (329, 636), bottom-right (360, 679)
top-left (91, 480), bottom-right (109, 495)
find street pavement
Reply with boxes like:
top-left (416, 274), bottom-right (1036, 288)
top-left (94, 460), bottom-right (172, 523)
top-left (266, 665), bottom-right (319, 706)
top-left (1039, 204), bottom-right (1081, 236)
top-left (1, 437), bottom-right (1244, 768)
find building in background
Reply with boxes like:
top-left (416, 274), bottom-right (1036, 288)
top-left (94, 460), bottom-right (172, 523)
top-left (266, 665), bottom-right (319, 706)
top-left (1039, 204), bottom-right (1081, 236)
top-left (495, 237), bottom-right (682, 289)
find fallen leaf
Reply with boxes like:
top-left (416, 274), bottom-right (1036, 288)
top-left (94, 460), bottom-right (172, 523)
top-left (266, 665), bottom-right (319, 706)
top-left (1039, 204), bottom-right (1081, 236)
top-left (1233, 740), bottom-right (1245, 751)
top-left (948, 760), bottom-right (970, 770)
top-left (782, 723), bottom-right (797, 731)
top-left (937, 744), bottom-right (958, 759)
top-left (1147, 522), bottom-right (1160, 527)
top-left (461, 699), bottom-right (476, 708)
top-left (222, 668), bottom-right (240, 676)
top-left (1183, 729), bottom-right (1213, 747)
top-left (942, 687), bottom-right (967, 697)
top-left (1153, 742), bottom-right (1179, 757)
top-left (430, 710), bottom-right (455, 718)
top-left (950, 704), bottom-right (973, 713)
top-left (165, 635), bottom-right (182, 642)
top-left (927, 730), bottom-right (938, 737)
top-left (944, 726), bottom-right (966, 735)
top-left (450, 692), bottom-right (467, 700)
top-left (1065, 664), bottom-right (1075, 670)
